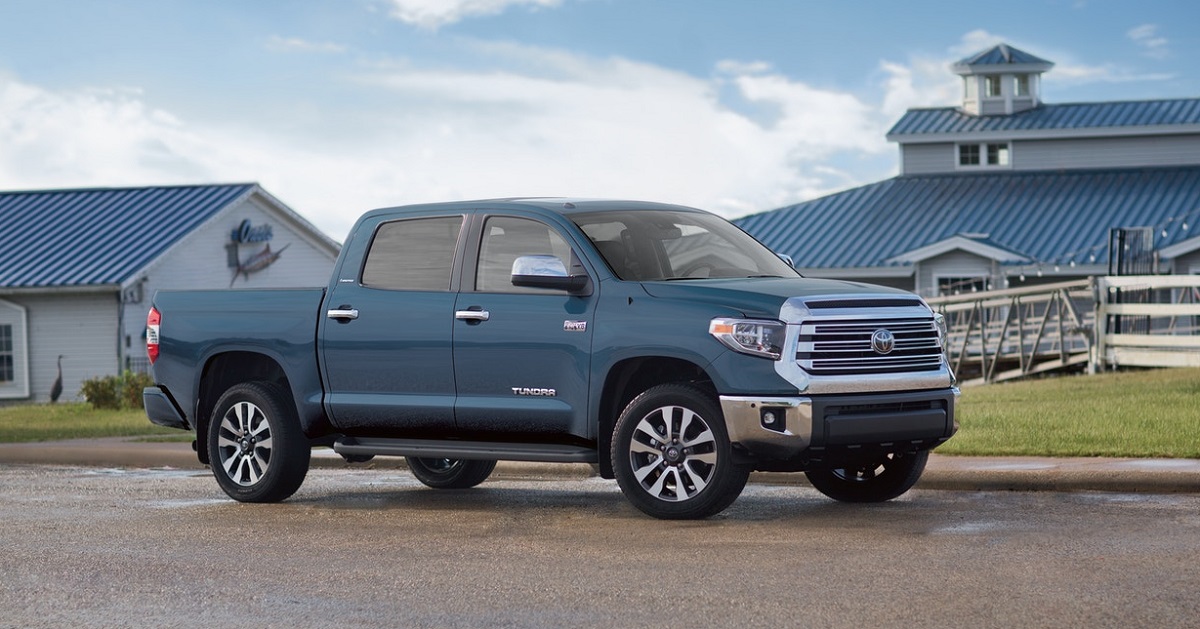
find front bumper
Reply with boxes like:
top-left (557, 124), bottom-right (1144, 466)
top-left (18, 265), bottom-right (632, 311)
top-left (720, 387), bottom-right (959, 462)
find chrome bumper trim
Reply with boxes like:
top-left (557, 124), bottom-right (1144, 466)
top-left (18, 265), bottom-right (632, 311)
top-left (720, 395), bottom-right (813, 457)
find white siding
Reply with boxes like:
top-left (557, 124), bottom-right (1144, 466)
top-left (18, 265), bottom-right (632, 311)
top-left (1013, 134), bottom-right (1200, 171)
top-left (1175, 251), bottom-right (1200, 275)
top-left (915, 251), bottom-right (995, 298)
top-left (900, 143), bottom-right (954, 175)
top-left (3, 292), bottom-right (120, 403)
top-left (121, 193), bottom-right (339, 370)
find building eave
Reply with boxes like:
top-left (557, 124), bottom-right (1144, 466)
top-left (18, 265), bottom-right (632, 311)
top-left (889, 123), bottom-right (1200, 145)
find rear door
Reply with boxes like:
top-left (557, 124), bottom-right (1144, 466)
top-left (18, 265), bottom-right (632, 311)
top-left (452, 213), bottom-right (598, 441)
top-left (319, 212), bottom-right (467, 438)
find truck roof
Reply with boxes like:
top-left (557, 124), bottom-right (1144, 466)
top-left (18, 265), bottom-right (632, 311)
top-left (361, 198), bottom-right (711, 219)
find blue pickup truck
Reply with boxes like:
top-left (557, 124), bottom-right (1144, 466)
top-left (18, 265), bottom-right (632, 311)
top-left (144, 198), bottom-right (957, 519)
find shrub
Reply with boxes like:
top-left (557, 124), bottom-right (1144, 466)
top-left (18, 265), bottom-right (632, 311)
top-left (80, 371), bottom-right (153, 410)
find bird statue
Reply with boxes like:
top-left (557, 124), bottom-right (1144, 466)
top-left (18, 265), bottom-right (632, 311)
top-left (49, 355), bottom-right (63, 403)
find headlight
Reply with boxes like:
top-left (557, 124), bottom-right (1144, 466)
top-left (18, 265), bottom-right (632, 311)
top-left (709, 318), bottom-right (786, 360)
top-left (933, 312), bottom-right (948, 348)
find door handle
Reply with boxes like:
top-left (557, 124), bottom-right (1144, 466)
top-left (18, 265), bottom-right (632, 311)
top-left (455, 309), bottom-right (490, 322)
top-left (327, 308), bottom-right (359, 321)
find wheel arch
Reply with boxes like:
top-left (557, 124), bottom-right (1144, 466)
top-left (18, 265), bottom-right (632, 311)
top-left (195, 351), bottom-right (292, 465)
top-left (595, 356), bottom-right (716, 479)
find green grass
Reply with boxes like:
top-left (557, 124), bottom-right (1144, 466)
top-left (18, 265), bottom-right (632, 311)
top-left (0, 403), bottom-right (182, 443)
top-left (3, 369), bottom-right (1199, 458)
top-left (941, 367), bottom-right (1200, 458)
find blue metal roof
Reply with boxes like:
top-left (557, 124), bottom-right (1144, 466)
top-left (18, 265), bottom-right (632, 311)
top-left (956, 44), bottom-right (1052, 68)
top-left (735, 167), bottom-right (1200, 270)
top-left (889, 98), bottom-right (1200, 137)
top-left (0, 184), bottom-right (255, 288)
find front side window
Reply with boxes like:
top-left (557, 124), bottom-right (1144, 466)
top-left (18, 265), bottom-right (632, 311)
top-left (361, 216), bottom-right (463, 291)
top-left (571, 209), bottom-right (798, 281)
top-left (476, 216), bottom-right (576, 293)
top-left (0, 324), bottom-right (12, 383)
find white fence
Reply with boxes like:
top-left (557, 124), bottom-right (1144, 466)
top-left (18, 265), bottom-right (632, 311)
top-left (926, 275), bottom-right (1200, 385)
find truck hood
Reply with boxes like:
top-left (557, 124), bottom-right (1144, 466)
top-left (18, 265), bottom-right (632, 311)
top-left (639, 277), bottom-right (917, 319)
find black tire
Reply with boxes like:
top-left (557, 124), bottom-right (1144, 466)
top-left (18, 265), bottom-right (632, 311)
top-left (208, 381), bottom-right (310, 503)
top-left (406, 457), bottom-right (497, 489)
top-left (611, 383), bottom-right (750, 519)
top-left (804, 450), bottom-right (929, 503)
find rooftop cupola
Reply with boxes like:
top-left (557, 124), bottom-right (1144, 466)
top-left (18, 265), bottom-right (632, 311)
top-left (952, 43), bottom-right (1053, 116)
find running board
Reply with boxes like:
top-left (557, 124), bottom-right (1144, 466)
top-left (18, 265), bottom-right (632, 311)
top-left (333, 437), bottom-right (598, 463)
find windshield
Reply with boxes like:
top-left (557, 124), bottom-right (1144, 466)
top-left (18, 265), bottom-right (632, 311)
top-left (570, 209), bottom-right (798, 281)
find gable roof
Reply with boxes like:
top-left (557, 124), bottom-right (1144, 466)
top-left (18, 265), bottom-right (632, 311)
top-left (0, 183), bottom-right (257, 288)
top-left (888, 98), bottom-right (1200, 138)
top-left (885, 234), bottom-right (1031, 265)
top-left (735, 166), bottom-right (1200, 272)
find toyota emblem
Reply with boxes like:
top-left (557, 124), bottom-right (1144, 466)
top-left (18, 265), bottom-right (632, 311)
top-left (871, 329), bottom-right (895, 354)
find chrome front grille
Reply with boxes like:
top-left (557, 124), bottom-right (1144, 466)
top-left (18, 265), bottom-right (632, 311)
top-left (796, 317), bottom-right (943, 375)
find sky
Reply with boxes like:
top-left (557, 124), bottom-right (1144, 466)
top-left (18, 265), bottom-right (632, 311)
top-left (0, 0), bottom-right (1197, 240)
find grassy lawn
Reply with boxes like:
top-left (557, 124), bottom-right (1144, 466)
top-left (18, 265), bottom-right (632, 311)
top-left (0, 403), bottom-right (183, 443)
top-left (942, 367), bottom-right (1200, 458)
top-left (2, 368), bottom-right (1198, 458)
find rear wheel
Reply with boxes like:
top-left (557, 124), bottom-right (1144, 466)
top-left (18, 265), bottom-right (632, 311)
top-left (208, 382), bottom-right (310, 503)
top-left (611, 383), bottom-right (749, 519)
top-left (406, 457), bottom-right (496, 489)
top-left (805, 450), bottom-right (928, 503)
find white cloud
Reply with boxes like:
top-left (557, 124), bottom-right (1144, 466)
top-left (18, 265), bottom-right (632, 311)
top-left (1128, 24), bottom-right (1169, 59)
top-left (0, 42), bottom-right (898, 238)
top-left (264, 36), bottom-right (346, 54)
top-left (385, 0), bottom-right (562, 30)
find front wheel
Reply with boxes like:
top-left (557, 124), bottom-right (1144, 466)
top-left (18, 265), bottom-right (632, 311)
top-left (406, 457), bottom-right (496, 489)
top-left (208, 382), bottom-right (310, 503)
top-left (611, 384), bottom-right (750, 519)
top-left (804, 450), bottom-right (929, 503)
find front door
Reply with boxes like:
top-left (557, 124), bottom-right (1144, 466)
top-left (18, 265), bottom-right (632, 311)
top-left (452, 215), bottom-right (597, 441)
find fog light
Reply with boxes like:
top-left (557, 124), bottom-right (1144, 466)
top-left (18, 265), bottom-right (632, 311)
top-left (760, 408), bottom-right (786, 433)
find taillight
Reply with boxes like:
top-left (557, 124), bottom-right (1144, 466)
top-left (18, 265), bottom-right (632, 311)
top-left (147, 307), bottom-right (161, 364)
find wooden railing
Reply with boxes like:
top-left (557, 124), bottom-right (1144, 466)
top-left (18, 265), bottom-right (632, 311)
top-left (926, 280), bottom-right (1094, 386)
top-left (926, 275), bottom-right (1200, 385)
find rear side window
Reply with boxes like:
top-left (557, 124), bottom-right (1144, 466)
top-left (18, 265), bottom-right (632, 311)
top-left (362, 216), bottom-right (463, 291)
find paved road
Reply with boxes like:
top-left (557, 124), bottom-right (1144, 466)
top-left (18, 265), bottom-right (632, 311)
top-left (2, 464), bottom-right (1198, 629)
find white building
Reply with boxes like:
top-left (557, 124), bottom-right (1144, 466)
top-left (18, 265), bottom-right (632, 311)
top-left (738, 43), bottom-right (1200, 297)
top-left (0, 183), bottom-right (340, 403)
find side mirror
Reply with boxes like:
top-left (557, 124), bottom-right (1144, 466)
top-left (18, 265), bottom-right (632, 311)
top-left (511, 255), bottom-right (591, 294)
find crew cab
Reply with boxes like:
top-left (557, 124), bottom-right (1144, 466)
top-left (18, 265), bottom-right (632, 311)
top-left (144, 198), bottom-right (957, 519)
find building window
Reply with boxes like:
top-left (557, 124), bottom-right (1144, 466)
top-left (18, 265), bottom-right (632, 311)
top-left (937, 276), bottom-right (988, 296)
top-left (958, 142), bottom-right (1011, 168)
top-left (958, 144), bottom-right (980, 166)
top-left (1014, 74), bottom-right (1030, 97)
top-left (987, 143), bottom-right (1010, 166)
top-left (0, 324), bottom-right (12, 383)
top-left (984, 75), bottom-right (1002, 98)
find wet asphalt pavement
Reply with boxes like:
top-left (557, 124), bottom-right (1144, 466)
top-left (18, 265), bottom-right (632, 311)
top-left (2, 464), bottom-right (1199, 629)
